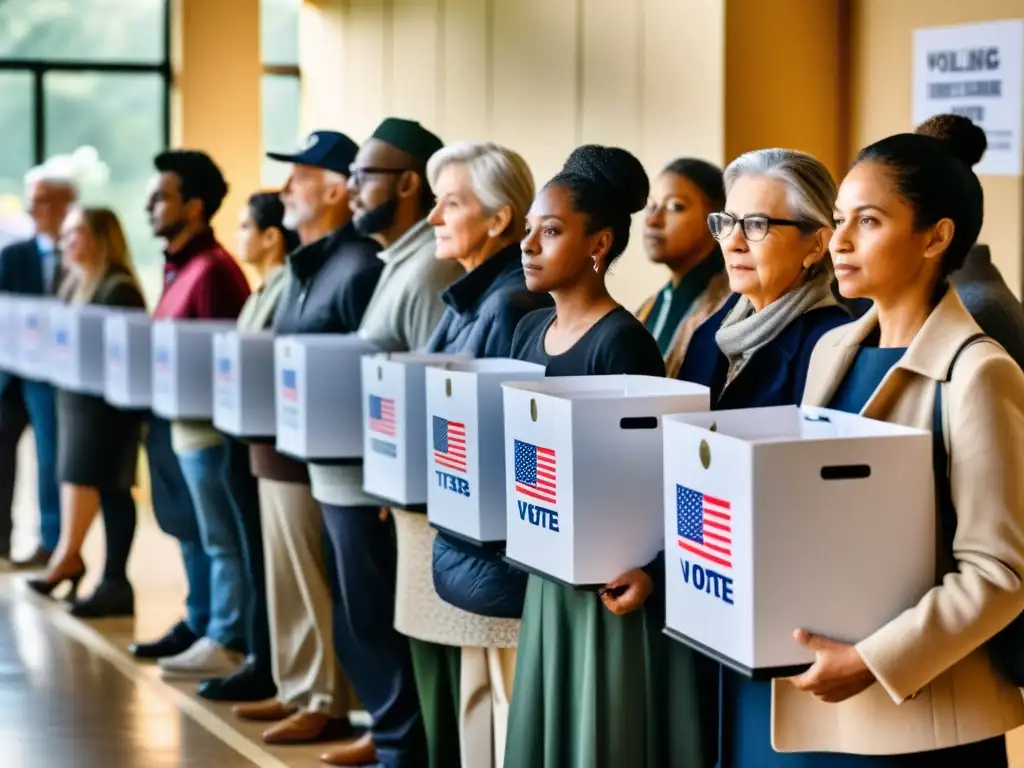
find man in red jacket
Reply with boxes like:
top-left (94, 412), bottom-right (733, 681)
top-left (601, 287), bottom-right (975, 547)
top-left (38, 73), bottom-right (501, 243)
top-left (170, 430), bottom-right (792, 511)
top-left (128, 151), bottom-right (252, 685)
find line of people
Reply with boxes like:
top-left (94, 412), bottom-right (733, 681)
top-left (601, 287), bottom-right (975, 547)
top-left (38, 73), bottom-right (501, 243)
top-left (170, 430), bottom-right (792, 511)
top-left (2, 110), bottom-right (1024, 768)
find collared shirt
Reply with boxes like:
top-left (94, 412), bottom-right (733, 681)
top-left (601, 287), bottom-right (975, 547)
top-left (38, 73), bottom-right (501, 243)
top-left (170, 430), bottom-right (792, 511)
top-left (35, 233), bottom-right (58, 295)
top-left (644, 247), bottom-right (726, 354)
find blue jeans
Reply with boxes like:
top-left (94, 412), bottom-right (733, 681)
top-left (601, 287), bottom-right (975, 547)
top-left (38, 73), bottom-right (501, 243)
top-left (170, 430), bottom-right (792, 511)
top-left (177, 440), bottom-right (249, 650)
top-left (146, 417), bottom-right (210, 636)
top-left (22, 380), bottom-right (60, 551)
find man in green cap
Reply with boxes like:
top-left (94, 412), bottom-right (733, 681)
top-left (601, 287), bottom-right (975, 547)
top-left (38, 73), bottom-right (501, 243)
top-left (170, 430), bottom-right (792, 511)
top-left (312, 118), bottom-right (462, 768)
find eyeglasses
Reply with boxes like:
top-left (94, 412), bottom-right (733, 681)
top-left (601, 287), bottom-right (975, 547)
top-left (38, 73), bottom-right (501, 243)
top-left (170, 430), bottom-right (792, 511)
top-left (707, 212), bottom-right (816, 243)
top-left (347, 165), bottom-right (408, 186)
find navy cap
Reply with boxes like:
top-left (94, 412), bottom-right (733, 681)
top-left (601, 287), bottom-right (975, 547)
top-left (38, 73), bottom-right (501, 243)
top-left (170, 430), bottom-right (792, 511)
top-left (266, 130), bottom-right (360, 175)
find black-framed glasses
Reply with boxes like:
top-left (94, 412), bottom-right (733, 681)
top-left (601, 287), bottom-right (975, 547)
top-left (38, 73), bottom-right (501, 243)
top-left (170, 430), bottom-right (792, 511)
top-left (707, 212), bottom-right (816, 242)
top-left (347, 165), bottom-right (409, 186)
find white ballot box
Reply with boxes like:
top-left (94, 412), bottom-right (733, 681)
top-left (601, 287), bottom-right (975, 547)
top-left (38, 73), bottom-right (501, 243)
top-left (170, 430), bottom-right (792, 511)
top-left (274, 334), bottom-right (379, 461)
top-left (48, 304), bottom-right (110, 395)
top-left (0, 295), bottom-right (20, 371)
top-left (426, 359), bottom-right (546, 543)
top-left (361, 353), bottom-right (469, 507)
top-left (662, 405), bottom-right (934, 679)
top-left (213, 331), bottom-right (277, 438)
top-left (151, 319), bottom-right (236, 420)
top-left (104, 311), bottom-right (152, 409)
top-left (16, 297), bottom-right (57, 381)
top-left (502, 375), bottom-right (710, 587)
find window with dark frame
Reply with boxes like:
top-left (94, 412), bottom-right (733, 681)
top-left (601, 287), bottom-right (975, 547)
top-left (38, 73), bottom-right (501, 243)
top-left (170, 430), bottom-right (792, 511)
top-left (261, 0), bottom-right (302, 186)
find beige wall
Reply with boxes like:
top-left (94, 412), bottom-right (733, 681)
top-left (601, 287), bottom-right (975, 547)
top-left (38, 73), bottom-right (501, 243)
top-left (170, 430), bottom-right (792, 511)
top-left (300, 0), bottom-right (726, 310)
top-left (850, 0), bottom-right (1024, 296)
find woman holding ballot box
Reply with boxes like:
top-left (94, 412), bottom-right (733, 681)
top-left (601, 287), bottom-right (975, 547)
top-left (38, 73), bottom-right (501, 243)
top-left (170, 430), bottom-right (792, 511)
top-left (674, 149), bottom-right (850, 768)
top-left (502, 145), bottom-right (671, 768)
top-left (421, 141), bottom-right (550, 768)
top-left (27, 207), bottom-right (145, 616)
top-left (732, 128), bottom-right (1024, 765)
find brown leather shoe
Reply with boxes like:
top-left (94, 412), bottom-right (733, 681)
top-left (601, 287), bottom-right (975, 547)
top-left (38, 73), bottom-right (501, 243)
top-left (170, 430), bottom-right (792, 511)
top-left (233, 699), bottom-right (297, 721)
top-left (263, 710), bottom-right (331, 744)
top-left (10, 546), bottom-right (52, 570)
top-left (320, 732), bottom-right (377, 766)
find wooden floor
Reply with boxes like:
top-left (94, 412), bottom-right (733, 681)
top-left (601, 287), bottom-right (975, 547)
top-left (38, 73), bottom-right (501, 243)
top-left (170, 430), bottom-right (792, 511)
top-left (4, 436), bottom-right (1024, 766)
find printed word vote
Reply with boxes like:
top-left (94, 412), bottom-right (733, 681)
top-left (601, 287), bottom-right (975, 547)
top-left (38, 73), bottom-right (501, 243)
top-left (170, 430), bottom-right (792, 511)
top-left (435, 470), bottom-right (470, 498)
top-left (517, 500), bottom-right (559, 532)
top-left (680, 558), bottom-right (733, 605)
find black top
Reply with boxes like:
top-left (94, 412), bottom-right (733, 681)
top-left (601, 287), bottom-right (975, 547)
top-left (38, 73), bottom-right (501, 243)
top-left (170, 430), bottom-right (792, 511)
top-left (273, 222), bottom-right (383, 335)
top-left (644, 246), bottom-right (725, 354)
top-left (426, 244), bottom-right (551, 358)
top-left (511, 306), bottom-right (665, 378)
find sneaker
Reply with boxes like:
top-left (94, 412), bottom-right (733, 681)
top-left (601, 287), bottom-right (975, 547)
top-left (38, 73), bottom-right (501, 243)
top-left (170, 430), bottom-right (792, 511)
top-left (130, 620), bottom-right (198, 660)
top-left (158, 637), bottom-right (244, 680)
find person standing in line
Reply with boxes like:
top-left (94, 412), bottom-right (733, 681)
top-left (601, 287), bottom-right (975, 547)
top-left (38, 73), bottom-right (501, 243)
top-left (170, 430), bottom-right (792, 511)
top-left (637, 158), bottom-right (731, 377)
top-left (25, 207), bottom-right (146, 617)
top-left (232, 132), bottom-right (383, 749)
top-left (128, 151), bottom-right (252, 686)
top-left (312, 117), bottom-right (462, 768)
top-left (416, 141), bottom-right (551, 768)
top-left (0, 164), bottom-right (73, 568)
top-left (502, 145), bottom-right (669, 768)
top-left (195, 191), bottom-right (299, 705)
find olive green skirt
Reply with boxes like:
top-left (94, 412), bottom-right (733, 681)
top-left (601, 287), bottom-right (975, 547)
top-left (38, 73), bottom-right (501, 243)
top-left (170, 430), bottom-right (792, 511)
top-left (504, 574), bottom-right (716, 768)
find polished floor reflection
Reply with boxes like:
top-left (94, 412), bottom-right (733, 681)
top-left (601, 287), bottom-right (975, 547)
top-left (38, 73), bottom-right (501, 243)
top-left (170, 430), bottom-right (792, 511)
top-left (0, 578), bottom-right (256, 768)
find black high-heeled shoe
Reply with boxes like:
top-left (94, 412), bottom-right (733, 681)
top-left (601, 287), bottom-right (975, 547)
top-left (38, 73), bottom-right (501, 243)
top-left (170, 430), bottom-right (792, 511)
top-left (26, 567), bottom-right (86, 602)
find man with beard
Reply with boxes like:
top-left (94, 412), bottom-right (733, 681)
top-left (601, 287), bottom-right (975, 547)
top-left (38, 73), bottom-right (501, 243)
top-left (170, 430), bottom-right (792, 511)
top-left (312, 118), bottom-right (462, 768)
top-left (227, 131), bottom-right (384, 748)
top-left (129, 151), bottom-right (252, 685)
top-left (0, 164), bottom-right (75, 567)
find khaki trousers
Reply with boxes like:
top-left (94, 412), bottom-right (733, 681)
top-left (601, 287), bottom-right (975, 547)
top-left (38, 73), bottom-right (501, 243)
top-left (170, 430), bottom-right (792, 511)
top-left (259, 478), bottom-right (352, 716)
top-left (459, 646), bottom-right (517, 768)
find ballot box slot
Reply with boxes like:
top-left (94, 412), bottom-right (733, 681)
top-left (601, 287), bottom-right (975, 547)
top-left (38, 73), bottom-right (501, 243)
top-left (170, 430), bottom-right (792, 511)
top-left (820, 465), bottom-right (871, 481)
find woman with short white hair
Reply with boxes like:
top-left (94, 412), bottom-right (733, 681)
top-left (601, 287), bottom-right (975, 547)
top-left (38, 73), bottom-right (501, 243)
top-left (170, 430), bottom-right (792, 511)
top-left (390, 141), bottom-right (550, 768)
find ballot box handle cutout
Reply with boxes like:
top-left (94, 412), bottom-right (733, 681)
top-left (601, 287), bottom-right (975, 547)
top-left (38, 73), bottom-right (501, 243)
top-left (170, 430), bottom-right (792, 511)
top-left (820, 464), bottom-right (871, 481)
top-left (377, 365), bottom-right (383, 381)
top-left (804, 413), bottom-right (831, 423)
top-left (445, 378), bottom-right (452, 398)
top-left (530, 398), bottom-right (537, 422)
top-left (619, 416), bottom-right (658, 430)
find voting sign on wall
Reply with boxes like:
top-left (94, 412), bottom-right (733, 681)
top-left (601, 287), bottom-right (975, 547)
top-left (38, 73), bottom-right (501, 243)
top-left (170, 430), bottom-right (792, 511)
top-left (913, 20), bottom-right (1024, 176)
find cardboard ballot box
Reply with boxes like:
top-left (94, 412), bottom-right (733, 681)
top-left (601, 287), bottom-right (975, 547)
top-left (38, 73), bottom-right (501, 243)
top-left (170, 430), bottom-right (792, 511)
top-left (425, 359), bottom-right (546, 543)
top-left (0, 295), bottom-right (20, 371)
top-left (213, 331), bottom-right (276, 438)
top-left (361, 352), bottom-right (469, 507)
top-left (662, 406), bottom-right (934, 679)
top-left (104, 311), bottom-right (152, 409)
top-left (151, 319), bottom-right (236, 420)
top-left (48, 304), bottom-right (111, 395)
top-left (502, 375), bottom-right (710, 587)
top-left (16, 297), bottom-right (58, 381)
top-left (274, 334), bottom-right (379, 462)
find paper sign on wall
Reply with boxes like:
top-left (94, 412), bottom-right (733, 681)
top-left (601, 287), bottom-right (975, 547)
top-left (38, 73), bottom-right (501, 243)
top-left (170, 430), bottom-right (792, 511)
top-left (913, 19), bottom-right (1024, 176)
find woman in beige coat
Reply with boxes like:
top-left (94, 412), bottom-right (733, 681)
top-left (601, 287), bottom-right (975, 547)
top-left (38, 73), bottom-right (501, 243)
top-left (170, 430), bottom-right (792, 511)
top-left (745, 128), bottom-right (1024, 764)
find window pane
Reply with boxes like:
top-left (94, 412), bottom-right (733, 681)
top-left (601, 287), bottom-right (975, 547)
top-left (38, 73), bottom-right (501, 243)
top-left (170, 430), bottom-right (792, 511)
top-left (261, 74), bottom-right (302, 187)
top-left (44, 72), bottom-right (166, 306)
top-left (261, 0), bottom-right (300, 66)
top-left (0, 73), bottom-right (36, 249)
top-left (0, 0), bottom-right (166, 63)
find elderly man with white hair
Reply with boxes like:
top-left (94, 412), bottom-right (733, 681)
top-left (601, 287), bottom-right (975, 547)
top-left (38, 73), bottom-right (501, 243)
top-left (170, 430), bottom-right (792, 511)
top-left (0, 161), bottom-right (78, 567)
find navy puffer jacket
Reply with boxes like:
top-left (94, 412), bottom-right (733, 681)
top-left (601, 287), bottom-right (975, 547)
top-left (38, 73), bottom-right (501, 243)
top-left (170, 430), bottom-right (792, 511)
top-left (426, 243), bottom-right (551, 618)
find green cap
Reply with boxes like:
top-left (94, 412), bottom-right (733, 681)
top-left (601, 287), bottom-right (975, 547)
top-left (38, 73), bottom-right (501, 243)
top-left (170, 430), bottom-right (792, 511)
top-left (371, 117), bottom-right (444, 164)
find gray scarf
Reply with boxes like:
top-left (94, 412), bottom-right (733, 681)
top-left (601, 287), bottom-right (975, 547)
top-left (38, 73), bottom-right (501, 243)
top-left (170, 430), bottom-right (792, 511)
top-left (715, 266), bottom-right (837, 388)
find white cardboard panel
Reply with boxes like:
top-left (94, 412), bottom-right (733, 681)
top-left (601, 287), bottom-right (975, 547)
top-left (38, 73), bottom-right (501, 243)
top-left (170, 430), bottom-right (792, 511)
top-left (663, 406), bottom-right (934, 677)
top-left (503, 375), bottom-right (711, 586)
top-left (151, 320), bottom-right (235, 420)
top-left (426, 359), bottom-right (546, 542)
top-left (274, 334), bottom-right (380, 460)
top-left (360, 352), bottom-right (469, 507)
top-left (15, 297), bottom-right (59, 381)
top-left (48, 304), bottom-right (110, 394)
top-left (103, 311), bottom-right (152, 409)
top-left (0, 295), bottom-right (20, 371)
top-left (213, 331), bottom-right (277, 438)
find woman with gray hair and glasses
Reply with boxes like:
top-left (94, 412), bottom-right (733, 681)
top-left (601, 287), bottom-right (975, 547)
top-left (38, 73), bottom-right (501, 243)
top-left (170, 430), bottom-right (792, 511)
top-left (393, 141), bottom-right (550, 768)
